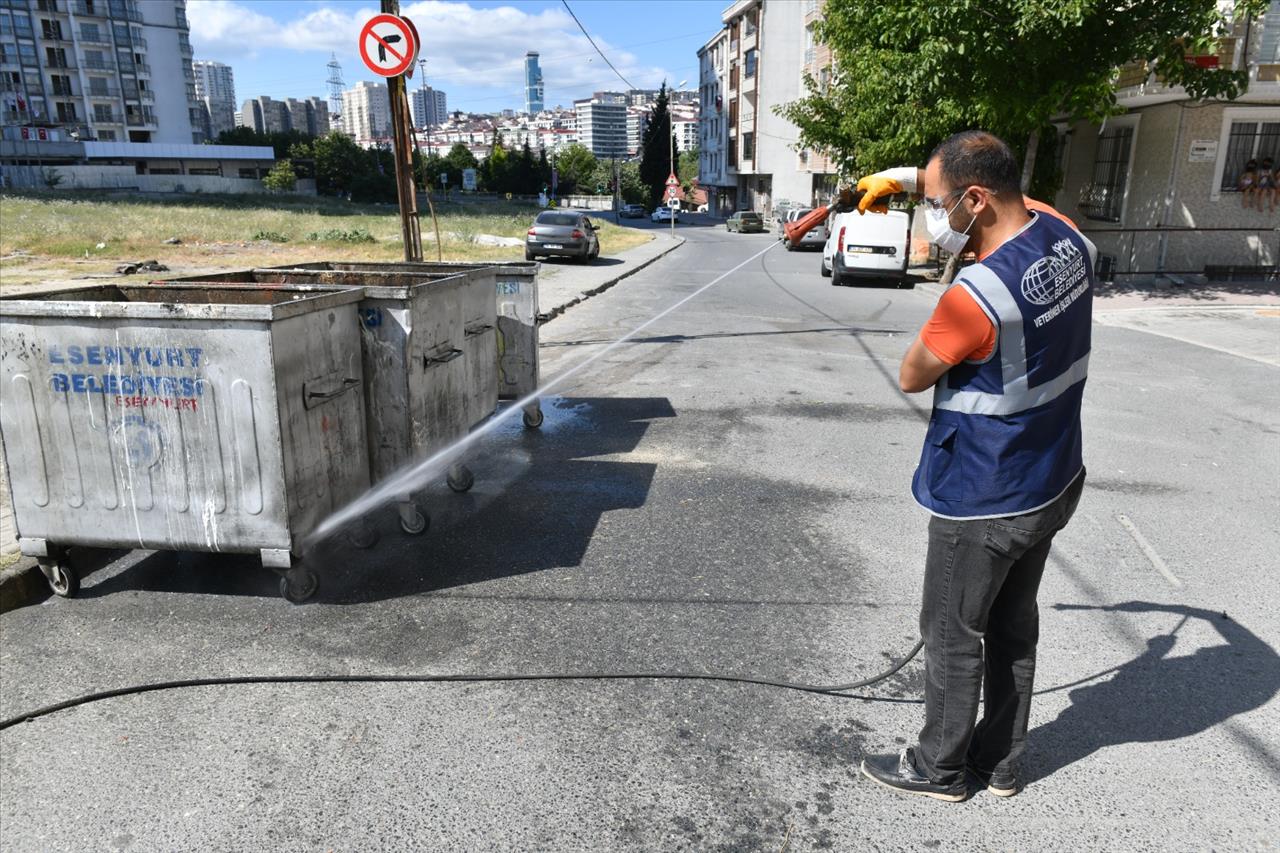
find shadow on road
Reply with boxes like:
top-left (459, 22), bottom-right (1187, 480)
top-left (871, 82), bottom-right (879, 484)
top-left (537, 256), bottom-right (625, 267)
top-left (1096, 278), bottom-right (1280, 300)
top-left (78, 397), bottom-right (676, 604)
top-left (1030, 601), bottom-right (1280, 783)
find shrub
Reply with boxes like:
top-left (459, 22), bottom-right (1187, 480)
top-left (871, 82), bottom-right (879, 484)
top-left (251, 230), bottom-right (289, 242)
top-left (304, 228), bottom-right (376, 243)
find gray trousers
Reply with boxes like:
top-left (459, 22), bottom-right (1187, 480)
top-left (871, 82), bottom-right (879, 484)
top-left (913, 470), bottom-right (1085, 784)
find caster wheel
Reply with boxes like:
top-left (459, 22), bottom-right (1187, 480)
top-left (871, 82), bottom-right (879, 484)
top-left (522, 407), bottom-right (544, 429)
top-left (399, 508), bottom-right (429, 535)
top-left (280, 567), bottom-right (319, 604)
top-left (44, 559), bottom-right (79, 598)
top-left (447, 465), bottom-right (475, 493)
top-left (344, 518), bottom-right (379, 550)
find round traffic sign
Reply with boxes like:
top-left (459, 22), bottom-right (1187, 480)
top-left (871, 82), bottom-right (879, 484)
top-left (359, 14), bottom-right (418, 77)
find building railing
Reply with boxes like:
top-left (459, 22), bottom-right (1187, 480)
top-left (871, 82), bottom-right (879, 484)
top-left (78, 32), bottom-right (113, 45)
top-left (91, 111), bottom-right (122, 123)
top-left (1080, 226), bottom-right (1280, 280)
top-left (125, 112), bottom-right (155, 126)
top-left (73, 1), bottom-right (108, 16)
top-left (81, 57), bottom-right (111, 70)
top-left (85, 86), bottom-right (120, 98)
top-left (131, 36), bottom-right (147, 49)
top-left (45, 56), bottom-right (77, 69)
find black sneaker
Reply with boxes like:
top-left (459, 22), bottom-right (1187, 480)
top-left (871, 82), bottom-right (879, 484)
top-left (860, 748), bottom-right (968, 802)
top-left (966, 763), bottom-right (1020, 798)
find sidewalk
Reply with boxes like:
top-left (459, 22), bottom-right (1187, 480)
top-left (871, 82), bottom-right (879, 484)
top-left (534, 233), bottom-right (684, 322)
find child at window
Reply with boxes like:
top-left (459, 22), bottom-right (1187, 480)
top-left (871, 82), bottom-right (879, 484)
top-left (1238, 159), bottom-right (1259, 209)
top-left (1262, 157), bottom-right (1279, 214)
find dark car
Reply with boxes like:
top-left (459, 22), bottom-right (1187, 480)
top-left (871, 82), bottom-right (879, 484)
top-left (526, 210), bottom-right (601, 263)
top-left (726, 211), bottom-right (765, 233)
top-left (619, 204), bottom-right (646, 218)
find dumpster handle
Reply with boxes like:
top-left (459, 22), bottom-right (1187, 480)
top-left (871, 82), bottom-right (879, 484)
top-left (423, 348), bottom-right (464, 368)
top-left (304, 377), bottom-right (359, 407)
top-left (464, 322), bottom-right (494, 337)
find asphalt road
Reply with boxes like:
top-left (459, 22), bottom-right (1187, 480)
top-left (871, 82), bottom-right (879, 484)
top-left (2, 216), bottom-right (1278, 851)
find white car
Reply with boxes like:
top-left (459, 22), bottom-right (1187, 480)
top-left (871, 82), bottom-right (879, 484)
top-left (822, 209), bottom-right (912, 286)
top-left (651, 207), bottom-right (679, 223)
top-left (783, 208), bottom-right (827, 249)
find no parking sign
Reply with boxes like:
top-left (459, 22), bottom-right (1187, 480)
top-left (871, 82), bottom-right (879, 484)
top-left (358, 13), bottom-right (419, 77)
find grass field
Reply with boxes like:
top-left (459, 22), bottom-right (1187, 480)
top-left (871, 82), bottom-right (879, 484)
top-left (0, 191), bottom-right (653, 287)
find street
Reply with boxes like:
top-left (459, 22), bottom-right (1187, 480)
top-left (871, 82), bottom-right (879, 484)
top-left (2, 217), bottom-right (1278, 851)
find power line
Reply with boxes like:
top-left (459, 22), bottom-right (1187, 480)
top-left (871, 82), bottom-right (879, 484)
top-left (560, 0), bottom-right (637, 91)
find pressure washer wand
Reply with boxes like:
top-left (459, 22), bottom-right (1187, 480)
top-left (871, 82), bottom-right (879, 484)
top-left (782, 187), bottom-right (866, 245)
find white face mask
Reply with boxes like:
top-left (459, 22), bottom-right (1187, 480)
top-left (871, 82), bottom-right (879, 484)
top-left (924, 193), bottom-right (975, 255)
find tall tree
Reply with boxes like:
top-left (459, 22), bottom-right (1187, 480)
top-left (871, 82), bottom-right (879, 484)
top-left (639, 83), bottom-right (678, 208)
top-left (556, 143), bottom-right (597, 195)
top-left (779, 0), bottom-right (1267, 197)
top-left (444, 142), bottom-right (479, 188)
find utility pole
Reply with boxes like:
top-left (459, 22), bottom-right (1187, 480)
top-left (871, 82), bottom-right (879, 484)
top-left (668, 111), bottom-right (675, 240)
top-left (382, 0), bottom-right (422, 261)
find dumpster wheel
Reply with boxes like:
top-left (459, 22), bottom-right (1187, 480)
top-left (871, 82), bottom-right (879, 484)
top-left (39, 556), bottom-right (79, 598)
top-left (522, 407), bottom-right (544, 429)
top-left (279, 567), bottom-right (319, 604)
top-left (344, 518), bottom-right (380, 550)
top-left (398, 503), bottom-right (430, 536)
top-left (447, 464), bottom-right (475, 493)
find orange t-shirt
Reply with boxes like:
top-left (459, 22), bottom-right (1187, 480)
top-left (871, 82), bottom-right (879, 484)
top-left (919, 198), bottom-right (1079, 365)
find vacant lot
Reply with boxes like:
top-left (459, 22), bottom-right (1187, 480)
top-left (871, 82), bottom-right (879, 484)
top-left (0, 191), bottom-right (652, 288)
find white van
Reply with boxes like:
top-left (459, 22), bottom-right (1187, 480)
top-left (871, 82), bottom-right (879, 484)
top-left (821, 209), bottom-right (912, 286)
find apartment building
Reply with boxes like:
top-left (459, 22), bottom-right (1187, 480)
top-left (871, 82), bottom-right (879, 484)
top-left (284, 97), bottom-right (328, 136)
top-left (626, 107), bottom-right (647, 156)
top-left (340, 80), bottom-right (389, 146)
top-left (192, 58), bottom-right (234, 138)
top-left (575, 95), bottom-right (626, 159)
top-left (0, 0), bottom-right (201, 144)
top-left (1052, 1), bottom-right (1280, 279)
top-left (524, 51), bottom-right (543, 115)
top-left (697, 0), bottom-right (835, 215)
top-left (409, 84), bottom-right (446, 128)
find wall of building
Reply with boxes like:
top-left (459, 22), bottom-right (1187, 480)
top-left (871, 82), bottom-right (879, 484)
top-left (138, 0), bottom-right (196, 143)
top-left (754, 0), bottom-right (807, 213)
top-left (1057, 100), bottom-right (1280, 276)
top-left (1, 163), bottom-right (315, 193)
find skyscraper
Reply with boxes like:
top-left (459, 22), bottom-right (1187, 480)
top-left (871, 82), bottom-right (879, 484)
top-left (193, 60), bottom-right (236, 139)
top-left (0, 0), bottom-right (202, 143)
top-left (409, 85), bottom-right (447, 128)
top-left (524, 51), bottom-right (544, 115)
top-left (340, 80), bottom-right (390, 146)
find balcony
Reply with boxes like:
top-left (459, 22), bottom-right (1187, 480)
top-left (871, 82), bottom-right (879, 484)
top-left (130, 36), bottom-right (146, 49)
top-left (45, 56), bottom-right (76, 69)
top-left (125, 112), bottom-right (155, 127)
top-left (81, 57), bottom-right (111, 70)
top-left (86, 86), bottom-right (120, 98)
top-left (78, 31), bottom-right (112, 46)
top-left (91, 111), bottom-right (122, 124)
top-left (73, 1), bottom-right (108, 16)
top-left (41, 31), bottom-right (74, 44)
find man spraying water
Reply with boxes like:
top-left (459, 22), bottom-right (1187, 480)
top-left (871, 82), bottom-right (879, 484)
top-left (853, 131), bottom-right (1095, 801)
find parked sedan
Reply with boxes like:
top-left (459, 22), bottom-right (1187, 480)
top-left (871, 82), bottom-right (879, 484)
top-left (526, 210), bottom-right (601, 263)
top-left (783, 208), bottom-right (827, 249)
top-left (651, 207), bottom-right (679, 223)
top-left (619, 204), bottom-right (646, 218)
top-left (725, 211), bottom-right (765, 233)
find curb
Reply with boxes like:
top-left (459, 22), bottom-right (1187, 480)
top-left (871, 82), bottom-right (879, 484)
top-left (0, 555), bottom-right (48, 614)
top-left (538, 236), bottom-right (687, 324)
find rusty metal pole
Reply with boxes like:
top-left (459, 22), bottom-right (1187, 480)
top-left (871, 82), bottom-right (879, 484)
top-left (382, 0), bottom-right (422, 261)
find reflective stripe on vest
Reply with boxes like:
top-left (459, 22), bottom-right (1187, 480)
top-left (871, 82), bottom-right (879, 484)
top-left (932, 262), bottom-right (1090, 417)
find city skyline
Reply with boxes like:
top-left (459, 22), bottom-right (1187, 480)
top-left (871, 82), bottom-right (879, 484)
top-left (188, 0), bottom-right (721, 116)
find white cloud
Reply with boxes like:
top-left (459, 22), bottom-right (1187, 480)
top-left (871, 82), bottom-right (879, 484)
top-left (188, 0), bottom-right (681, 102)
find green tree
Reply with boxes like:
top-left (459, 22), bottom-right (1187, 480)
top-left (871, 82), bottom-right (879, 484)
top-left (555, 142), bottom-right (597, 195)
top-left (618, 161), bottom-right (647, 205)
top-left (444, 142), bottom-right (479, 188)
top-left (779, 0), bottom-right (1267, 196)
top-left (311, 131), bottom-right (368, 196)
top-left (639, 83), bottom-right (677, 208)
top-left (262, 158), bottom-right (297, 193)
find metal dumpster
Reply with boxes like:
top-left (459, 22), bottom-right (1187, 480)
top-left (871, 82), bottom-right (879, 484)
top-left (265, 261), bottom-right (543, 428)
top-left (154, 268), bottom-right (485, 532)
top-left (0, 283), bottom-right (369, 602)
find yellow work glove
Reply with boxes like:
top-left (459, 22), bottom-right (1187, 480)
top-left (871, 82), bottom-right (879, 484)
top-left (856, 167), bottom-right (918, 215)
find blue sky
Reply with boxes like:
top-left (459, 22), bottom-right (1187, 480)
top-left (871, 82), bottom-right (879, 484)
top-left (188, 0), bottom-right (725, 113)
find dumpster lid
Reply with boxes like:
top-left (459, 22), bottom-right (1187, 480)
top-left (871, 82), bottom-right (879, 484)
top-left (154, 268), bottom-right (474, 300)
top-left (0, 283), bottom-right (363, 321)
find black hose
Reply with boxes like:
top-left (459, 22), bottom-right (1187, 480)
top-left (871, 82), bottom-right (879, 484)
top-left (0, 639), bottom-right (924, 731)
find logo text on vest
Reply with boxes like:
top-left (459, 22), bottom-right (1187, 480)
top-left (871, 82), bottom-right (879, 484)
top-left (1021, 238), bottom-right (1086, 306)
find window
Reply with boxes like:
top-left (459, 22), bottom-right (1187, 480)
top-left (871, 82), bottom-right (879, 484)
top-left (50, 73), bottom-right (71, 95)
top-left (88, 77), bottom-right (108, 95)
top-left (0, 15), bottom-right (12, 36)
top-left (97, 129), bottom-right (115, 140)
top-left (45, 46), bottom-right (68, 67)
top-left (804, 25), bottom-right (816, 66)
top-left (55, 100), bottom-right (75, 121)
top-left (744, 49), bottom-right (757, 79)
top-left (742, 131), bottom-right (754, 161)
top-left (1079, 125), bottom-right (1133, 222)
top-left (83, 49), bottom-right (106, 69)
top-left (18, 42), bottom-right (37, 64)
top-left (12, 11), bottom-right (32, 38)
top-left (40, 18), bottom-right (61, 40)
top-left (1218, 121), bottom-right (1280, 191)
top-left (80, 23), bottom-right (101, 41)
top-left (92, 102), bottom-right (112, 121)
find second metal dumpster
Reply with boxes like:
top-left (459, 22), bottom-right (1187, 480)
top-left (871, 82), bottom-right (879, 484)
top-left (0, 284), bottom-right (369, 602)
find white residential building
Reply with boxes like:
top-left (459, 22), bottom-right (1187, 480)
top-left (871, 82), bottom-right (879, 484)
top-left (0, 0), bottom-right (202, 143)
top-left (575, 95), bottom-right (627, 159)
top-left (409, 84), bottom-right (446, 128)
top-left (626, 108), bottom-right (648, 156)
top-left (192, 60), bottom-right (235, 139)
top-left (341, 80), bottom-right (390, 146)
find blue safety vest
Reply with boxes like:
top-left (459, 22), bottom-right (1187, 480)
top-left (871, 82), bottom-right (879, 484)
top-left (913, 212), bottom-right (1093, 519)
